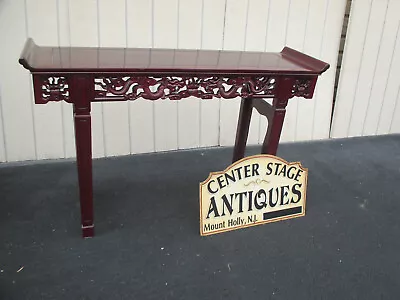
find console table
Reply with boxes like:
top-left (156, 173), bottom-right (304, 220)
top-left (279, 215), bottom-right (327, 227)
top-left (19, 38), bottom-right (329, 238)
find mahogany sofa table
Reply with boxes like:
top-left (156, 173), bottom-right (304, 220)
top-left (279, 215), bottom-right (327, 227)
top-left (19, 38), bottom-right (329, 238)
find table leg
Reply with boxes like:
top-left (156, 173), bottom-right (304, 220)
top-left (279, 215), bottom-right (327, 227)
top-left (232, 97), bottom-right (254, 163)
top-left (71, 75), bottom-right (94, 238)
top-left (261, 77), bottom-right (293, 155)
top-left (261, 98), bottom-right (288, 155)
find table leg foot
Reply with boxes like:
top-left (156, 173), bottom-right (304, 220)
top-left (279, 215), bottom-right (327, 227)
top-left (82, 224), bottom-right (95, 238)
top-left (71, 75), bottom-right (95, 238)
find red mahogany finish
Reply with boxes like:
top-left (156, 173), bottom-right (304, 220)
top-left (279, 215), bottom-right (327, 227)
top-left (19, 38), bottom-right (329, 238)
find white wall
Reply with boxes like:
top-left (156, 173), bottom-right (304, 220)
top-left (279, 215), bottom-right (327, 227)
top-left (331, 0), bottom-right (400, 138)
top-left (0, 0), bottom-right (346, 162)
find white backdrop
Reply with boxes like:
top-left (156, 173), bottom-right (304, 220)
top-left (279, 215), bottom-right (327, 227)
top-left (0, 0), bottom-right (346, 162)
top-left (332, 0), bottom-right (400, 138)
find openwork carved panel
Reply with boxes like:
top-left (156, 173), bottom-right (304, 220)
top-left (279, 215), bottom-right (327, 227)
top-left (34, 76), bottom-right (70, 103)
top-left (94, 76), bottom-right (276, 101)
top-left (291, 78), bottom-right (314, 99)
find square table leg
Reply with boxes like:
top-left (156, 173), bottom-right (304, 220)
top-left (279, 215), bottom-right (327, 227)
top-left (71, 75), bottom-right (95, 238)
top-left (261, 77), bottom-right (293, 155)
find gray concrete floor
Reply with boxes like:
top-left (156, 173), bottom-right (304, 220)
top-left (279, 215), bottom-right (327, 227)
top-left (0, 135), bottom-right (399, 299)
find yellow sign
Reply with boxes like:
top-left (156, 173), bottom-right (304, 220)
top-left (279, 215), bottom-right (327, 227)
top-left (200, 155), bottom-right (308, 236)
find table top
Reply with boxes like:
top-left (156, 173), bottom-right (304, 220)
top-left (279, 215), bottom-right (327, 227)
top-left (19, 38), bottom-right (329, 75)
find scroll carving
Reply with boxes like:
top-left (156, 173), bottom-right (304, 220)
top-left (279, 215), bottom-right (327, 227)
top-left (94, 76), bottom-right (276, 101)
top-left (34, 76), bottom-right (70, 103)
top-left (291, 78), bottom-right (314, 99)
top-left (31, 75), bottom-right (317, 103)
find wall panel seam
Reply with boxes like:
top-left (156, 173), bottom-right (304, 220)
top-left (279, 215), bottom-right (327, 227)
top-left (361, 0), bottom-right (389, 135)
top-left (312, 0), bottom-right (330, 139)
top-left (389, 85), bottom-right (400, 132)
top-left (176, 0), bottom-right (180, 148)
top-left (375, 21), bottom-right (400, 134)
top-left (295, 0), bottom-right (311, 140)
top-left (24, 0), bottom-right (38, 160)
top-left (125, 0), bottom-right (133, 154)
top-left (198, 0), bottom-right (204, 146)
top-left (56, 0), bottom-right (67, 158)
top-left (96, 0), bottom-right (107, 156)
top-left (0, 86), bottom-right (8, 161)
top-left (258, 0), bottom-right (272, 144)
top-left (151, 0), bottom-right (156, 152)
top-left (218, 0), bottom-right (228, 146)
top-left (345, 0), bottom-right (373, 137)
